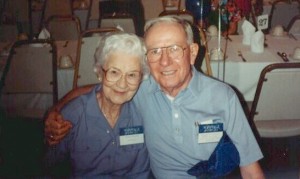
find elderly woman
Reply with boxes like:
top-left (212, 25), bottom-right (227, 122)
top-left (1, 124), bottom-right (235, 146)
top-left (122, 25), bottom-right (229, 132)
top-left (45, 32), bottom-right (150, 178)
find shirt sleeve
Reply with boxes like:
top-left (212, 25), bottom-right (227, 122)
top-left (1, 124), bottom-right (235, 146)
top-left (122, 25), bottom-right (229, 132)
top-left (225, 90), bottom-right (263, 166)
top-left (44, 98), bottom-right (83, 170)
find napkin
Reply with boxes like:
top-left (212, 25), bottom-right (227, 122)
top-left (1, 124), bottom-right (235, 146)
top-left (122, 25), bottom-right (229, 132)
top-left (251, 30), bottom-right (264, 53)
top-left (242, 20), bottom-right (255, 45)
top-left (187, 132), bottom-right (240, 178)
top-left (38, 28), bottom-right (50, 39)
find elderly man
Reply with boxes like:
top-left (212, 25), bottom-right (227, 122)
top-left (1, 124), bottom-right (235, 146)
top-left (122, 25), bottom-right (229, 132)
top-left (45, 16), bottom-right (265, 178)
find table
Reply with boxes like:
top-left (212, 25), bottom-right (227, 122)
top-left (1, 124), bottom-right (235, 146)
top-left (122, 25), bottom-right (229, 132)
top-left (207, 34), bottom-right (300, 102)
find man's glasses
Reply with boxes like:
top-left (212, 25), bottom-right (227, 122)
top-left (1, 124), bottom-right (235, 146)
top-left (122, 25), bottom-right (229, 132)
top-left (102, 68), bottom-right (142, 85)
top-left (146, 45), bottom-right (187, 63)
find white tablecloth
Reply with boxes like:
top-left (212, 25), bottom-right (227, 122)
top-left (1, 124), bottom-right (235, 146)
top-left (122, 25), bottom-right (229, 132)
top-left (207, 34), bottom-right (300, 101)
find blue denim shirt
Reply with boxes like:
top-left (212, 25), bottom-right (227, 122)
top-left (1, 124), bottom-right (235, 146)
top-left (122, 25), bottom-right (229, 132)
top-left (46, 84), bottom-right (150, 178)
top-left (134, 67), bottom-right (263, 179)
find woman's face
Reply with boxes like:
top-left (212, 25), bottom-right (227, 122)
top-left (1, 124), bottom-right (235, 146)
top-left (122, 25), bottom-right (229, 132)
top-left (101, 52), bottom-right (142, 105)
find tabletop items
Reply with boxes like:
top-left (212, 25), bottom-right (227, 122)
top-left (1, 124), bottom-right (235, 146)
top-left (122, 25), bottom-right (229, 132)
top-left (207, 25), bottom-right (218, 37)
top-left (241, 20), bottom-right (265, 53)
top-left (251, 31), bottom-right (265, 53)
top-left (59, 55), bottom-right (73, 69)
top-left (271, 25), bottom-right (286, 36)
top-left (291, 47), bottom-right (300, 60)
top-left (242, 20), bottom-right (256, 45)
top-left (207, 34), bottom-right (300, 101)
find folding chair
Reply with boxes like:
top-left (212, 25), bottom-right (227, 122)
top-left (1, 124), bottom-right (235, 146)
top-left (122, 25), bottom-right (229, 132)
top-left (159, 9), bottom-right (195, 24)
top-left (249, 63), bottom-right (300, 138)
top-left (162, 0), bottom-right (181, 11)
top-left (39, 0), bottom-right (73, 33)
top-left (0, 24), bottom-right (18, 42)
top-left (73, 27), bottom-right (120, 88)
top-left (99, 12), bottom-right (137, 34)
top-left (287, 14), bottom-right (300, 35)
top-left (0, 0), bottom-right (30, 40)
top-left (85, 0), bottom-right (100, 30)
top-left (45, 15), bottom-right (81, 41)
top-left (268, 0), bottom-right (300, 32)
top-left (248, 63), bottom-right (300, 167)
top-left (0, 39), bottom-right (58, 119)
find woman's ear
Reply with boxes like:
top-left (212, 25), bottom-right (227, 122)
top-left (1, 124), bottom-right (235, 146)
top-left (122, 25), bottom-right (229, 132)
top-left (189, 43), bottom-right (199, 65)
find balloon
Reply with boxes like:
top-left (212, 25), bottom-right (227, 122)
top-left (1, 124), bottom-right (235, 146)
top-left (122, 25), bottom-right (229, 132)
top-left (186, 0), bottom-right (211, 21)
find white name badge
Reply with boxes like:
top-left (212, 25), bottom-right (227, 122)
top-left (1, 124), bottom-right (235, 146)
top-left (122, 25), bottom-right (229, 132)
top-left (119, 126), bottom-right (144, 146)
top-left (198, 123), bottom-right (223, 143)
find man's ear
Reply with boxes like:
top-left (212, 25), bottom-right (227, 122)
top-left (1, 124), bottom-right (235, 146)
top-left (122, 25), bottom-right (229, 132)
top-left (189, 43), bottom-right (199, 65)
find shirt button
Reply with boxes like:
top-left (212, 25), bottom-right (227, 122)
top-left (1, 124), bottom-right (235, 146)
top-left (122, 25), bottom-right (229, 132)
top-left (106, 130), bottom-right (110, 133)
top-left (112, 141), bottom-right (115, 145)
top-left (176, 128), bottom-right (180, 133)
top-left (174, 113), bottom-right (179, 118)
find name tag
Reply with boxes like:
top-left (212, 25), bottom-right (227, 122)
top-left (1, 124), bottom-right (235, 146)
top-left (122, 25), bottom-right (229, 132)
top-left (198, 123), bottom-right (223, 143)
top-left (257, 14), bottom-right (269, 30)
top-left (119, 126), bottom-right (144, 146)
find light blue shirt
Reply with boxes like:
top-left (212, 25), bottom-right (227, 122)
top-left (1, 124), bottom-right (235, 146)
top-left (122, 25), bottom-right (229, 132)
top-left (134, 67), bottom-right (263, 179)
top-left (46, 84), bottom-right (150, 178)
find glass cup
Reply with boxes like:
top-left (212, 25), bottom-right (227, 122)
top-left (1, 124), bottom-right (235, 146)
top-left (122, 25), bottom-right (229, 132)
top-left (59, 55), bottom-right (73, 68)
top-left (210, 48), bottom-right (224, 61)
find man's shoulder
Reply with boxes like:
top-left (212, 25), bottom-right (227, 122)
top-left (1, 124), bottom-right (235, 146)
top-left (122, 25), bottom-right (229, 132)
top-left (193, 72), bottom-right (234, 94)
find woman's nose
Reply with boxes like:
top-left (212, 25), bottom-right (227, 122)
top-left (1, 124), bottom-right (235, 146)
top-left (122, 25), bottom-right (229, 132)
top-left (116, 74), bottom-right (128, 89)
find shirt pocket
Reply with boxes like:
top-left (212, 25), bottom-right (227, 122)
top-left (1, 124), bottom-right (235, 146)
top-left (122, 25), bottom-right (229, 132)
top-left (71, 139), bottom-right (102, 171)
top-left (73, 139), bottom-right (102, 152)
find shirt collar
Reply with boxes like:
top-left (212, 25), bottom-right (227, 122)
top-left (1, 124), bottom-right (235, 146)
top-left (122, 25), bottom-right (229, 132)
top-left (187, 66), bottom-right (204, 97)
top-left (86, 84), bottom-right (103, 117)
top-left (85, 84), bottom-right (131, 121)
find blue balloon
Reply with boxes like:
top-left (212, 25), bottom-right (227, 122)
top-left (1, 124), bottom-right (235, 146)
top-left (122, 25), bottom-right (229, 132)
top-left (186, 0), bottom-right (211, 21)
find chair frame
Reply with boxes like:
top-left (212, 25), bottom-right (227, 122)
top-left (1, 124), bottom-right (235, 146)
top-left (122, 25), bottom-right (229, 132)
top-left (73, 27), bottom-right (120, 88)
top-left (0, 39), bottom-right (58, 117)
top-left (45, 14), bottom-right (81, 41)
top-left (249, 62), bottom-right (300, 137)
top-left (287, 14), bottom-right (300, 32)
top-left (161, 0), bottom-right (181, 11)
top-left (85, 0), bottom-right (101, 30)
top-left (268, 0), bottom-right (300, 32)
top-left (39, 0), bottom-right (73, 33)
top-left (98, 12), bottom-right (137, 34)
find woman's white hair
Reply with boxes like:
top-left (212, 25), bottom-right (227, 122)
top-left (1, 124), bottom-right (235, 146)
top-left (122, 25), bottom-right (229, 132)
top-left (94, 32), bottom-right (149, 81)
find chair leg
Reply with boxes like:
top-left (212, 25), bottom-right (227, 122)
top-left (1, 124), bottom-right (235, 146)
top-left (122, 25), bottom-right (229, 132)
top-left (198, 27), bottom-right (212, 76)
top-left (288, 136), bottom-right (300, 167)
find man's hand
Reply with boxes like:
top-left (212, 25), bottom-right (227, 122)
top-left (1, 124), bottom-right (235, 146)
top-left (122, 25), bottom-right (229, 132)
top-left (44, 111), bottom-right (72, 146)
top-left (44, 84), bottom-right (94, 146)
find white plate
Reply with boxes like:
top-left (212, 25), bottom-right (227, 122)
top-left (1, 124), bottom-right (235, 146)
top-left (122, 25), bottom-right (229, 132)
top-left (289, 54), bottom-right (300, 61)
top-left (29, 44), bottom-right (44, 47)
top-left (210, 55), bottom-right (228, 61)
top-left (271, 32), bottom-right (288, 38)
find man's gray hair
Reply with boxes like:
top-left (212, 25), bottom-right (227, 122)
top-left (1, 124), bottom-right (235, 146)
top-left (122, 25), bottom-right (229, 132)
top-left (144, 16), bottom-right (194, 45)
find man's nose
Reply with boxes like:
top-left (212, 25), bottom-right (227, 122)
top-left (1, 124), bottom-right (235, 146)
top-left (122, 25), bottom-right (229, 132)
top-left (159, 49), bottom-right (172, 66)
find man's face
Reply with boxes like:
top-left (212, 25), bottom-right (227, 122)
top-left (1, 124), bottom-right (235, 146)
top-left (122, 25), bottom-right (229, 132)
top-left (144, 22), bottom-right (198, 96)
